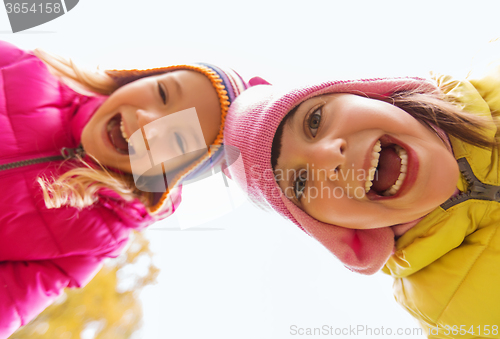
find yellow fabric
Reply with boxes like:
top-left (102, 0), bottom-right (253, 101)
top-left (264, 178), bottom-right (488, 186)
top-left (382, 67), bottom-right (500, 338)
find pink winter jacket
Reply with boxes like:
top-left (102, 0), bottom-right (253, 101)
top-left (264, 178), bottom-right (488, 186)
top-left (0, 41), bottom-right (180, 337)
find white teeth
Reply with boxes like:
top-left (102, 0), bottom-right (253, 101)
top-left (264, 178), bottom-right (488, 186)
top-left (365, 140), bottom-right (381, 192)
top-left (365, 141), bottom-right (408, 196)
top-left (120, 119), bottom-right (130, 144)
top-left (381, 146), bottom-right (408, 196)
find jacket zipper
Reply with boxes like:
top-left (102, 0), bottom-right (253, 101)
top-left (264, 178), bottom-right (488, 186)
top-left (441, 157), bottom-right (500, 210)
top-left (0, 146), bottom-right (85, 172)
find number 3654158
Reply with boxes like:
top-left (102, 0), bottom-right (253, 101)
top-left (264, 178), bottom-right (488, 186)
top-left (5, 2), bottom-right (62, 14)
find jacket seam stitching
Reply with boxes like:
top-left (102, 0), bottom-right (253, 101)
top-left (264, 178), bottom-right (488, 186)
top-left (0, 265), bottom-right (24, 325)
top-left (3, 60), bottom-right (43, 157)
top-left (57, 81), bottom-right (75, 147)
top-left (92, 200), bottom-right (122, 248)
top-left (105, 199), bottom-right (123, 243)
top-left (435, 203), bottom-right (497, 322)
top-left (1, 69), bottom-right (22, 159)
top-left (52, 255), bottom-right (97, 286)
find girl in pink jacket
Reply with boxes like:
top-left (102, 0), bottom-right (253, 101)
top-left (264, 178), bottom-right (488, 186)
top-left (0, 40), bottom-right (249, 337)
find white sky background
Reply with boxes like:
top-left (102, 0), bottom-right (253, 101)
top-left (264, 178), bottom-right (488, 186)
top-left (2, 1), bottom-right (500, 338)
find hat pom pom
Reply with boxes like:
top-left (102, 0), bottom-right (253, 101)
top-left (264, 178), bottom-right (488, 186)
top-left (249, 77), bottom-right (271, 87)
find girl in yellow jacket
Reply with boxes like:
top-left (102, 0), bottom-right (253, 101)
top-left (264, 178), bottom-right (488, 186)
top-left (222, 60), bottom-right (500, 337)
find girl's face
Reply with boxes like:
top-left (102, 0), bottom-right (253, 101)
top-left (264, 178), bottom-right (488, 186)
top-left (81, 70), bottom-right (220, 175)
top-left (275, 93), bottom-right (459, 229)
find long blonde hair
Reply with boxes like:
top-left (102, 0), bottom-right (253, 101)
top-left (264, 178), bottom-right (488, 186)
top-left (35, 49), bottom-right (153, 209)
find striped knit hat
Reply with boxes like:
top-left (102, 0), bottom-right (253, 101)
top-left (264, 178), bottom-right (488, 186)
top-left (223, 77), bottom-right (437, 275)
top-left (107, 63), bottom-right (249, 214)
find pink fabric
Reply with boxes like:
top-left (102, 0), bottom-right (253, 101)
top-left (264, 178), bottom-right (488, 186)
top-left (0, 41), bottom-right (180, 337)
top-left (248, 76), bottom-right (271, 86)
top-left (224, 78), bottom-right (437, 275)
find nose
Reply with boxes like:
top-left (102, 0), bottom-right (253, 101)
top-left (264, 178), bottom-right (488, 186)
top-left (136, 108), bottom-right (162, 129)
top-left (135, 108), bottom-right (164, 145)
top-left (310, 138), bottom-right (346, 181)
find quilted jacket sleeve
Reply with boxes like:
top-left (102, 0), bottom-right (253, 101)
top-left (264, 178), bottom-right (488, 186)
top-left (0, 40), bottom-right (27, 67)
top-left (0, 256), bottom-right (103, 339)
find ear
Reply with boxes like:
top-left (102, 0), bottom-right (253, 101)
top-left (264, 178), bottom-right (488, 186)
top-left (280, 195), bottom-right (395, 275)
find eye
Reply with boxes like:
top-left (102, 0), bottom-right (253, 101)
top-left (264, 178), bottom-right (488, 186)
top-left (294, 170), bottom-right (307, 200)
top-left (307, 107), bottom-right (322, 137)
top-left (158, 82), bottom-right (168, 104)
top-left (174, 132), bottom-right (186, 154)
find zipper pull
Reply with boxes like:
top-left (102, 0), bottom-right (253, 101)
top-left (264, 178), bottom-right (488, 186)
top-left (458, 157), bottom-right (500, 202)
top-left (60, 145), bottom-right (85, 160)
top-left (441, 158), bottom-right (500, 209)
top-left (470, 181), bottom-right (500, 202)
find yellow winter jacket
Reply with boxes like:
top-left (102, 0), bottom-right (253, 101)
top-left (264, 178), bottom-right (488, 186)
top-left (382, 65), bottom-right (500, 338)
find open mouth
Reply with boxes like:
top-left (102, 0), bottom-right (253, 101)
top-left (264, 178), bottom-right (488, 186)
top-left (106, 114), bottom-right (135, 155)
top-left (365, 137), bottom-right (408, 197)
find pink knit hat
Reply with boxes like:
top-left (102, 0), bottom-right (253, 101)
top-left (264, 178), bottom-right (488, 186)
top-left (223, 77), bottom-right (436, 275)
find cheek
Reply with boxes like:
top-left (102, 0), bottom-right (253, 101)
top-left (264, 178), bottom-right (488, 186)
top-left (414, 134), bottom-right (458, 180)
top-left (109, 80), bottom-right (152, 108)
top-left (425, 147), bottom-right (459, 198)
top-left (199, 109), bottom-right (221, 146)
top-left (81, 119), bottom-right (100, 154)
top-left (304, 189), bottom-right (404, 229)
top-left (200, 120), bottom-right (220, 146)
top-left (303, 191), bottom-right (362, 226)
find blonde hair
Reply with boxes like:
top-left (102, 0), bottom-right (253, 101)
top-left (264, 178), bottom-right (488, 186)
top-left (34, 49), bottom-right (153, 209)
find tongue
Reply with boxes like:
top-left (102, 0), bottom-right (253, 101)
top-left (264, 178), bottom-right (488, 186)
top-left (108, 116), bottom-right (129, 154)
top-left (371, 147), bottom-right (401, 193)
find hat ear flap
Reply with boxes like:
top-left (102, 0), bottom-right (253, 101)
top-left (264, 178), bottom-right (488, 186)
top-left (280, 194), bottom-right (395, 275)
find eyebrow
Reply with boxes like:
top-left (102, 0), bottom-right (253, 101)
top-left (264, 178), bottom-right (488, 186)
top-left (276, 98), bottom-right (322, 204)
top-left (288, 99), bottom-right (315, 146)
top-left (287, 103), bottom-right (305, 135)
top-left (276, 113), bottom-right (305, 204)
top-left (170, 75), bottom-right (183, 99)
